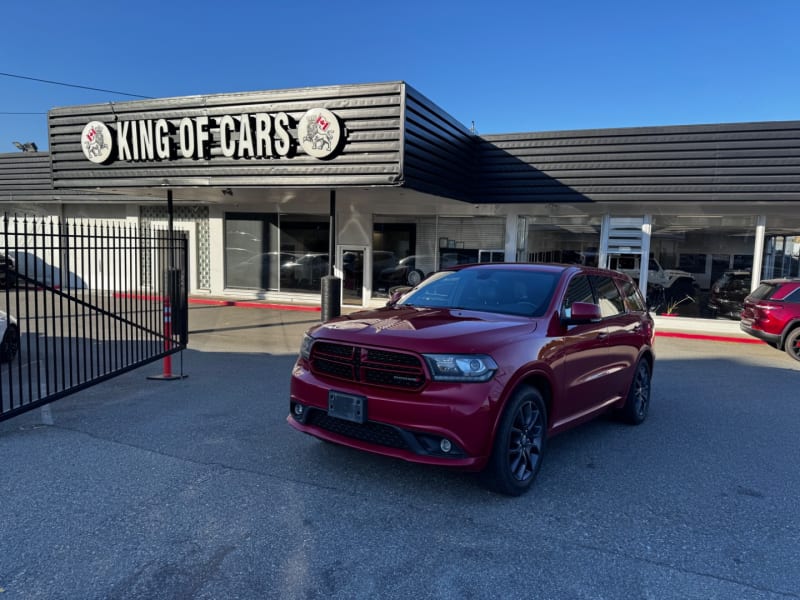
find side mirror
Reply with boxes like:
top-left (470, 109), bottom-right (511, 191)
top-left (563, 301), bottom-right (602, 324)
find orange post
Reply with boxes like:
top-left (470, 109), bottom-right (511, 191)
top-left (148, 297), bottom-right (186, 381)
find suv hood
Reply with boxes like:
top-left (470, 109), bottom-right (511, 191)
top-left (309, 306), bottom-right (537, 353)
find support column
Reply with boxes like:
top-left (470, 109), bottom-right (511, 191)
top-left (639, 215), bottom-right (652, 295)
top-left (504, 213), bottom-right (523, 262)
top-left (321, 190), bottom-right (340, 321)
top-left (751, 215), bottom-right (766, 291)
top-left (599, 215), bottom-right (610, 269)
top-left (328, 190), bottom-right (336, 277)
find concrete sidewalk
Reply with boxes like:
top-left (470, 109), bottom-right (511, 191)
top-left (651, 314), bottom-right (759, 344)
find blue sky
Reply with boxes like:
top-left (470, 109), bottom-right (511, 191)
top-left (2, 0), bottom-right (799, 151)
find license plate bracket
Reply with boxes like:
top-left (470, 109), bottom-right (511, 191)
top-left (328, 390), bottom-right (367, 424)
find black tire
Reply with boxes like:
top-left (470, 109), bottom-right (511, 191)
top-left (406, 269), bottom-right (424, 286)
top-left (481, 385), bottom-right (547, 496)
top-left (618, 359), bottom-right (651, 424)
top-left (784, 328), bottom-right (800, 362)
top-left (0, 323), bottom-right (19, 363)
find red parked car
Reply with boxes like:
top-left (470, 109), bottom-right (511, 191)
top-left (288, 263), bottom-right (655, 496)
top-left (740, 278), bottom-right (800, 361)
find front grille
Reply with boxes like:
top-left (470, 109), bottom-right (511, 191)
top-left (310, 341), bottom-right (425, 390)
top-left (306, 409), bottom-right (409, 449)
top-left (365, 348), bottom-right (420, 366)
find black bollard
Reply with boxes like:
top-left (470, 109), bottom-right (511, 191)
top-left (321, 275), bottom-right (341, 322)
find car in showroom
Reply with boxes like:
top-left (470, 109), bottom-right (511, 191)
top-left (377, 252), bottom-right (478, 289)
top-left (377, 255), bottom-right (434, 288)
top-left (282, 253), bottom-right (329, 288)
top-left (739, 278), bottom-right (800, 361)
top-left (707, 270), bottom-right (752, 319)
top-left (226, 251), bottom-right (299, 288)
top-left (288, 263), bottom-right (655, 495)
top-left (610, 254), bottom-right (697, 301)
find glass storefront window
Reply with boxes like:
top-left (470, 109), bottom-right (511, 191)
top-left (225, 213), bottom-right (280, 290)
top-left (224, 212), bottom-right (329, 292)
top-left (372, 221), bottom-right (420, 295)
top-left (650, 214), bottom-right (757, 318)
top-left (371, 216), bottom-right (504, 298)
top-left (526, 215), bottom-right (601, 267)
top-left (763, 235), bottom-right (800, 279)
top-left (279, 214), bottom-right (329, 293)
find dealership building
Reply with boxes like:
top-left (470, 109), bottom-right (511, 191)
top-left (1, 80), bottom-right (799, 315)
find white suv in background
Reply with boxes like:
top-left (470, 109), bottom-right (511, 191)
top-left (610, 255), bottom-right (697, 297)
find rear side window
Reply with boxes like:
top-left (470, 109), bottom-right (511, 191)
top-left (749, 283), bottom-right (779, 300)
top-left (591, 275), bottom-right (626, 317)
top-left (620, 280), bottom-right (646, 312)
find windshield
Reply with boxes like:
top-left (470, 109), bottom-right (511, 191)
top-left (397, 268), bottom-right (559, 317)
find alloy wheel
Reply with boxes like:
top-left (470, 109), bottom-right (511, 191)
top-left (508, 400), bottom-right (545, 482)
top-left (631, 362), bottom-right (651, 419)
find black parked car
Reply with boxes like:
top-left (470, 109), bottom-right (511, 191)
top-left (0, 310), bottom-right (19, 362)
top-left (0, 253), bottom-right (17, 289)
top-left (708, 270), bottom-right (751, 318)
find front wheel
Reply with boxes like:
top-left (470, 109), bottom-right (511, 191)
top-left (481, 386), bottom-right (547, 496)
top-left (618, 360), bottom-right (651, 424)
top-left (784, 328), bottom-right (800, 362)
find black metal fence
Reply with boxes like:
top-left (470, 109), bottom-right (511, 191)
top-left (0, 214), bottom-right (188, 423)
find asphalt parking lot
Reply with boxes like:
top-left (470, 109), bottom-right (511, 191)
top-left (1, 304), bottom-right (799, 600)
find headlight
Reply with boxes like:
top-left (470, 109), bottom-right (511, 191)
top-left (299, 334), bottom-right (314, 360)
top-left (422, 354), bottom-right (498, 382)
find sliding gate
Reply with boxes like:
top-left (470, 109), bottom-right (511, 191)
top-left (0, 215), bottom-right (188, 423)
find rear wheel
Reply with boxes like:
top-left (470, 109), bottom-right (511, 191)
top-left (618, 360), bottom-right (651, 424)
top-left (784, 328), bottom-right (800, 362)
top-left (482, 386), bottom-right (547, 496)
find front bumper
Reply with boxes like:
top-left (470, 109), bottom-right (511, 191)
top-left (288, 362), bottom-right (496, 471)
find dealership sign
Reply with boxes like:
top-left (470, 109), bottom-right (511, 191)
top-left (81, 108), bottom-right (343, 164)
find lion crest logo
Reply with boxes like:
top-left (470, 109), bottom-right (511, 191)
top-left (298, 109), bottom-right (342, 159)
top-left (81, 121), bottom-right (113, 164)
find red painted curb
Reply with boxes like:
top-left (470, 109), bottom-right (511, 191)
top-left (113, 293), bottom-right (321, 312)
top-left (655, 331), bottom-right (764, 345)
top-left (187, 297), bottom-right (320, 312)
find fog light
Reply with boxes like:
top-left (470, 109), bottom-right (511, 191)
top-left (440, 438), bottom-right (452, 453)
top-left (293, 403), bottom-right (305, 416)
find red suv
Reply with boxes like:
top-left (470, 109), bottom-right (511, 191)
top-left (288, 263), bottom-right (655, 496)
top-left (740, 278), bottom-right (800, 361)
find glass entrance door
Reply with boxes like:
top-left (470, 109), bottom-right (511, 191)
top-left (337, 246), bottom-right (368, 306)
